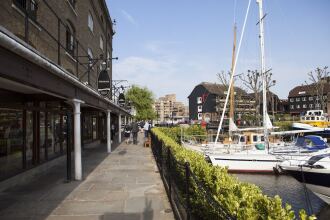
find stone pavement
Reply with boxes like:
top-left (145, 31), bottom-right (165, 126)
top-left (0, 134), bottom-right (174, 220)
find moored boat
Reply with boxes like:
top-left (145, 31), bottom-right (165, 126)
top-left (279, 149), bottom-right (330, 204)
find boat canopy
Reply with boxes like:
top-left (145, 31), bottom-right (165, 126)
top-left (295, 135), bottom-right (329, 151)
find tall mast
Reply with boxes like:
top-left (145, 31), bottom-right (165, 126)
top-left (257, 0), bottom-right (268, 147)
top-left (229, 24), bottom-right (237, 140)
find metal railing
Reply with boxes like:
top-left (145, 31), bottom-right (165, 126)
top-left (151, 132), bottom-right (236, 220)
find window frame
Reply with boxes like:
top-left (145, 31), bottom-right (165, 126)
top-left (88, 12), bottom-right (94, 33)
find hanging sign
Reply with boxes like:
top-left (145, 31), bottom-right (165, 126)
top-left (118, 93), bottom-right (126, 106)
top-left (97, 70), bottom-right (111, 96)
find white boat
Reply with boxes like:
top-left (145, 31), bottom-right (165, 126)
top-left (206, 0), bottom-right (330, 173)
top-left (292, 110), bottom-right (330, 130)
top-left (208, 135), bottom-right (329, 173)
top-left (279, 149), bottom-right (330, 204)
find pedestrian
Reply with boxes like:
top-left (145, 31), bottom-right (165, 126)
top-left (124, 123), bottom-right (131, 144)
top-left (143, 121), bottom-right (150, 138)
top-left (131, 120), bottom-right (139, 145)
top-left (111, 123), bottom-right (115, 142)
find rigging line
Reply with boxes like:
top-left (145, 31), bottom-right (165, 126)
top-left (214, 0), bottom-right (252, 145)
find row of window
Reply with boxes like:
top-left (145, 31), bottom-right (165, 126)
top-left (290, 103), bottom-right (321, 109)
top-left (14, 0), bottom-right (110, 61)
top-left (289, 96), bottom-right (327, 102)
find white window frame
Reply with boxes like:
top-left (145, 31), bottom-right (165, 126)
top-left (197, 105), bottom-right (202, 112)
top-left (296, 97), bottom-right (300, 101)
top-left (296, 104), bottom-right (300, 109)
top-left (88, 12), bottom-right (94, 32)
top-left (197, 97), bottom-right (202, 104)
top-left (308, 96), bottom-right (313, 101)
top-left (197, 113), bottom-right (202, 120)
top-left (290, 105), bottom-right (294, 109)
top-left (302, 104), bottom-right (307, 108)
top-left (309, 104), bottom-right (313, 108)
top-left (302, 97), bottom-right (306, 101)
top-left (289, 98), bottom-right (294, 102)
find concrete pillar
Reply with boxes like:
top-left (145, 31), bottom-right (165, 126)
top-left (72, 99), bottom-right (84, 180)
top-left (118, 114), bottom-right (122, 143)
top-left (107, 110), bottom-right (111, 153)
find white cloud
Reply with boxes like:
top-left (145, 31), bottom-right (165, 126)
top-left (121, 10), bottom-right (138, 27)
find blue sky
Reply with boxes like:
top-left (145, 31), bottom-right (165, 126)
top-left (106, 0), bottom-right (330, 104)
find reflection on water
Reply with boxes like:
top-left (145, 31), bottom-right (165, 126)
top-left (234, 174), bottom-right (329, 218)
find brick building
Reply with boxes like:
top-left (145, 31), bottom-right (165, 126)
top-left (0, 0), bottom-right (130, 184)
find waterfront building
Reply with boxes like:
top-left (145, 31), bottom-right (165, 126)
top-left (188, 82), bottom-right (255, 123)
top-left (154, 94), bottom-right (188, 124)
top-left (288, 82), bottom-right (330, 115)
top-left (0, 0), bottom-right (130, 184)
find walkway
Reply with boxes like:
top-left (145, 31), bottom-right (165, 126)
top-left (0, 134), bottom-right (174, 220)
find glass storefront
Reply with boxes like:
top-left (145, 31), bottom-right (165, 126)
top-left (0, 103), bottom-right (104, 182)
top-left (0, 109), bottom-right (23, 181)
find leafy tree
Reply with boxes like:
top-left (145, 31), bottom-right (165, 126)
top-left (125, 85), bottom-right (156, 120)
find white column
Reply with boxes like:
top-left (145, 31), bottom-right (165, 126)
top-left (72, 99), bottom-right (84, 181)
top-left (118, 114), bottom-right (122, 143)
top-left (107, 110), bottom-right (111, 153)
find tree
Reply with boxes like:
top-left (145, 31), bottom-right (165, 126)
top-left (125, 85), bottom-right (156, 120)
top-left (239, 69), bottom-right (276, 125)
top-left (305, 66), bottom-right (329, 111)
top-left (239, 70), bottom-right (262, 124)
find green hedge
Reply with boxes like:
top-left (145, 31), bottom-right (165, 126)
top-left (152, 127), bottom-right (315, 220)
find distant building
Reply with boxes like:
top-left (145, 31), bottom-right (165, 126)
top-left (288, 83), bottom-right (330, 115)
top-left (256, 91), bottom-right (289, 115)
top-left (188, 82), bottom-right (255, 123)
top-left (154, 94), bottom-right (188, 124)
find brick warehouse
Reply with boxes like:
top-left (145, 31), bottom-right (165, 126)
top-left (0, 0), bottom-right (131, 186)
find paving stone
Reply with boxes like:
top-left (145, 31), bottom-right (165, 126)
top-left (0, 135), bottom-right (174, 220)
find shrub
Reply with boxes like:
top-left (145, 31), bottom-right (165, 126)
top-left (152, 127), bottom-right (315, 220)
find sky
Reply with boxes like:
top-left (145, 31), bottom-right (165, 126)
top-left (106, 0), bottom-right (330, 104)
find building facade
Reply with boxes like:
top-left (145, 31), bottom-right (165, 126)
top-left (0, 0), bottom-right (130, 184)
top-left (188, 82), bottom-right (255, 123)
top-left (288, 83), bottom-right (330, 115)
top-left (154, 94), bottom-right (188, 124)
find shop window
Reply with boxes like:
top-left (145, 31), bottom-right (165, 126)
top-left (0, 108), bottom-right (23, 181)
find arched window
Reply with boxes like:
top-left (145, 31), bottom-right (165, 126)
top-left (66, 20), bottom-right (75, 56)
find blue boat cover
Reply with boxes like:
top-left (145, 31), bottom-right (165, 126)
top-left (295, 135), bottom-right (329, 151)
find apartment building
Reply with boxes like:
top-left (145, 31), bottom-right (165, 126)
top-left (154, 94), bottom-right (188, 124)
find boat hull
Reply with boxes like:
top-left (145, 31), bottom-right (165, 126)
top-left (208, 154), bottom-right (281, 174)
top-left (279, 165), bottom-right (330, 204)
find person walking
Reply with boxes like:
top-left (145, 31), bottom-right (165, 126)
top-left (143, 121), bottom-right (150, 138)
top-left (111, 123), bottom-right (115, 143)
top-left (131, 120), bottom-right (139, 145)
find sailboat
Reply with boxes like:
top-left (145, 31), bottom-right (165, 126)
top-left (207, 0), bottom-right (329, 173)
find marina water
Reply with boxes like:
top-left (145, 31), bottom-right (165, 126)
top-left (234, 174), bottom-right (329, 218)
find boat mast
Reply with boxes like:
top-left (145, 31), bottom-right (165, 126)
top-left (257, 0), bottom-right (269, 148)
top-left (229, 24), bottom-right (237, 140)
